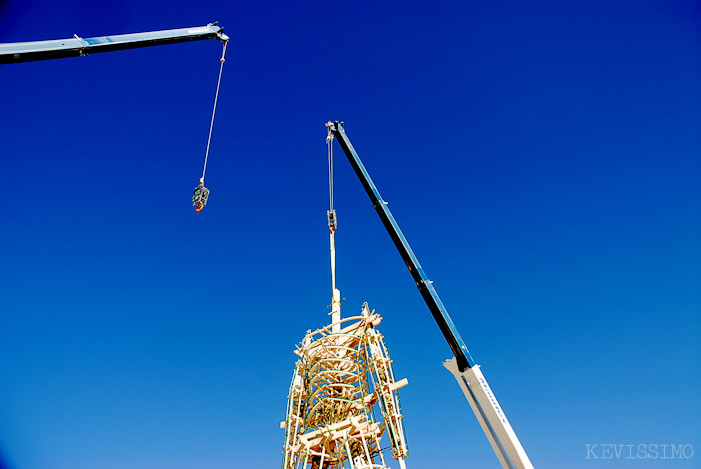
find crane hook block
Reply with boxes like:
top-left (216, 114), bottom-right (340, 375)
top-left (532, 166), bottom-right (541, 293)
top-left (327, 209), bottom-right (337, 233)
top-left (192, 183), bottom-right (210, 213)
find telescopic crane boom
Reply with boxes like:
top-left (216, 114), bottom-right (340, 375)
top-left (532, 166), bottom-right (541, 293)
top-left (0, 23), bottom-right (228, 64)
top-left (327, 121), bottom-right (534, 469)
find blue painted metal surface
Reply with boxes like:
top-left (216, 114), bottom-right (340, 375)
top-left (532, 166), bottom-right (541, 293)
top-left (0, 23), bottom-right (228, 64)
top-left (328, 121), bottom-right (475, 371)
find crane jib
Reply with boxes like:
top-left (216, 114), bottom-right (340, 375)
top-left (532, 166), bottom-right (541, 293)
top-left (0, 23), bottom-right (228, 64)
top-left (328, 121), bottom-right (474, 372)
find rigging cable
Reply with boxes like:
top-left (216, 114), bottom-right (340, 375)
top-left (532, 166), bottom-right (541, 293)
top-left (326, 124), bottom-right (341, 330)
top-left (327, 127), bottom-right (336, 231)
top-left (193, 40), bottom-right (228, 213)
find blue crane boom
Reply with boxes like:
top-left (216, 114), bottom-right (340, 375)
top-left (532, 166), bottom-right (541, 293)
top-left (0, 23), bottom-right (228, 64)
top-left (327, 120), bottom-right (475, 371)
top-left (327, 120), bottom-right (534, 469)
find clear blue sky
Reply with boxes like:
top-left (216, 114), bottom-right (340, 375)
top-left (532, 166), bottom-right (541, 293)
top-left (0, 1), bottom-right (699, 468)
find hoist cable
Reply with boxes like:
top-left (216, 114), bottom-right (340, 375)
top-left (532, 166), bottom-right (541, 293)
top-left (327, 129), bottom-right (334, 211)
top-left (200, 40), bottom-right (228, 184)
top-left (326, 128), bottom-right (338, 298)
top-left (326, 129), bottom-right (337, 234)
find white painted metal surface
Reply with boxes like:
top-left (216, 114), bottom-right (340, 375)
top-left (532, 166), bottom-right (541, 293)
top-left (443, 358), bottom-right (533, 469)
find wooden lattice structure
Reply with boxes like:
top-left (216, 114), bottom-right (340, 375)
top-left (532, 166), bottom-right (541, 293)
top-left (281, 303), bottom-right (409, 469)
